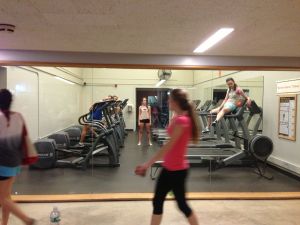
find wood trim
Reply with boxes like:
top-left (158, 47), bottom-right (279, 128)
top-left (2, 61), bottom-right (300, 71)
top-left (12, 192), bottom-right (300, 203)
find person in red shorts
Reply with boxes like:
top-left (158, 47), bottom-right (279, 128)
top-left (135, 89), bottom-right (200, 225)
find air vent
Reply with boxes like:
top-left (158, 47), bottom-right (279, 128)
top-left (0, 24), bottom-right (16, 33)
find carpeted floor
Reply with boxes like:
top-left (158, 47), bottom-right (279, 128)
top-left (13, 132), bottom-right (300, 195)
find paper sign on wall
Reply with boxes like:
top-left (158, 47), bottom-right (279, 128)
top-left (277, 79), bottom-right (300, 94)
top-left (278, 95), bottom-right (297, 141)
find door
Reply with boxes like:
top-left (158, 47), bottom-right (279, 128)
top-left (136, 88), bottom-right (171, 129)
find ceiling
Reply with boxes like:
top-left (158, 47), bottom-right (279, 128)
top-left (0, 0), bottom-right (299, 57)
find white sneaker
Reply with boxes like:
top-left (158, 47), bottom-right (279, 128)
top-left (137, 142), bottom-right (141, 146)
top-left (149, 142), bottom-right (152, 146)
top-left (202, 127), bottom-right (210, 134)
top-left (77, 142), bottom-right (85, 147)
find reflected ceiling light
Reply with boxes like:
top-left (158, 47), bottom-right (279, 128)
top-left (55, 76), bottom-right (75, 85)
top-left (155, 79), bottom-right (166, 87)
top-left (193, 28), bottom-right (234, 53)
top-left (182, 58), bottom-right (196, 65)
top-left (15, 84), bottom-right (26, 92)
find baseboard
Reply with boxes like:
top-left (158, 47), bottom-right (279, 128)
top-left (38, 124), bottom-right (79, 140)
top-left (268, 156), bottom-right (300, 177)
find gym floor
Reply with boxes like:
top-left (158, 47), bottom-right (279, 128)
top-left (6, 200), bottom-right (300, 225)
top-left (13, 132), bottom-right (300, 195)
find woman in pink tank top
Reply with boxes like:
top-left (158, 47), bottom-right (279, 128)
top-left (135, 89), bottom-right (200, 225)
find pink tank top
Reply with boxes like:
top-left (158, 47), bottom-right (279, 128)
top-left (162, 115), bottom-right (191, 171)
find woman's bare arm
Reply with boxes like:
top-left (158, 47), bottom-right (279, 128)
top-left (148, 106), bottom-right (151, 124)
top-left (143, 124), bottom-right (184, 168)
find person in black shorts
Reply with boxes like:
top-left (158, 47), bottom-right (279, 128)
top-left (0, 89), bottom-right (36, 225)
top-left (138, 97), bottom-right (152, 146)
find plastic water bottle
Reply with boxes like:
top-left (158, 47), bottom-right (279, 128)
top-left (50, 206), bottom-right (61, 225)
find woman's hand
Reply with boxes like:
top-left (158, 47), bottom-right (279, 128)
top-left (246, 99), bottom-right (252, 108)
top-left (135, 164), bottom-right (148, 177)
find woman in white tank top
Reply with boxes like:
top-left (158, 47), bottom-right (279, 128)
top-left (138, 97), bottom-right (152, 146)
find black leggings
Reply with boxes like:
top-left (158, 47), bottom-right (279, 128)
top-left (153, 168), bottom-right (192, 217)
top-left (0, 176), bottom-right (10, 181)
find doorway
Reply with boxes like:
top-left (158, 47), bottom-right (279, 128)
top-left (136, 88), bottom-right (171, 130)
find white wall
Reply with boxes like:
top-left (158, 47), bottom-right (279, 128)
top-left (82, 68), bottom-right (194, 130)
top-left (192, 70), bottom-right (264, 106)
top-left (4, 66), bottom-right (83, 140)
top-left (261, 71), bottom-right (300, 175)
top-left (38, 70), bottom-right (83, 138)
top-left (6, 67), bottom-right (39, 140)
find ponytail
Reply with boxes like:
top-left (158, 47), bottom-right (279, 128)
top-left (0, 89), bottom-right (12, 123)
top-left (170, 89), bottom-right (200, 143)
top-left (186, 102), bottom-right (200, 144)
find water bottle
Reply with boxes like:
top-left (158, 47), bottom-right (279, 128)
top-left (50, 206), bottom-right (61, 225)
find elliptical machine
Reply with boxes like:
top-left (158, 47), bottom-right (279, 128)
top-left (211, 101), bottom-right (274, 180)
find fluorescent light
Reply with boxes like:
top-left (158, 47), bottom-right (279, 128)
top-left (155, 79), bottom-right (166, 87)
top-left (193, 28), bottom-right (234, 53)
top-left (55, 76), bottom-right (75, 85)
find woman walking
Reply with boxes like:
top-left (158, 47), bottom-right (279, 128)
top-left (0, 89), bottom-right (36, 225)
top-left (135, 89), bottom-right (200, 225)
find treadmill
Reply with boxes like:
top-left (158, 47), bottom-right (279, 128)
top-left (150, 104), bottom-right (250, 179)
top-left (186, 103), bottom-right (250, 160)
top-left (157, 101), bottom-right (235, 149)
top-left (155, 99), bottom-right (221, 140)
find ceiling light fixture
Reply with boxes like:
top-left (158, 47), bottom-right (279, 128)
top-left (193, 28), bottom-right (234, 53)
top-left (155, 79), bottom-right (166, 87)
top-left (0, 24), bottom-right (16, 33)
top-left (55, 76), bottom-right (75, 85)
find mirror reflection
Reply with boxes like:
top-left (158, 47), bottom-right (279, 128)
top-left (0, 66), bottom-right (299, 196)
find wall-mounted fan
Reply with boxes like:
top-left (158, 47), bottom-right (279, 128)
top-left (158, 70), bottom-right (172, 81)
top-left (156, 70), bottom-right (172, 87)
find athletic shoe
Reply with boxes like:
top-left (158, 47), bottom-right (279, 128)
top-left (202, 127), bottom-right (210, 134)
top-left (149, 142), bottom-right (152, 146)
top-left (212, 120), bottom-right (218, 127)
top-left (137, 142), bottom-right (141, 146)
top-left (77, 142), bottom-right (85, 147)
